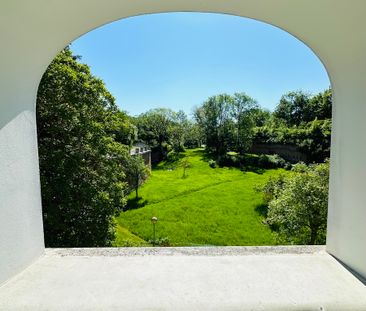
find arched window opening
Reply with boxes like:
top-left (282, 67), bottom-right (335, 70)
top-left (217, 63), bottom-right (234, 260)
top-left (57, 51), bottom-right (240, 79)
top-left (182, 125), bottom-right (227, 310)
top-left (37, 12), bottom-right (331, 248)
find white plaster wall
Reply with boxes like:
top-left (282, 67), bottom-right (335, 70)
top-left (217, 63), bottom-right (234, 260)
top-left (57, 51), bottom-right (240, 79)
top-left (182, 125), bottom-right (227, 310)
top-left (0, 0), bottom-right (365, 284)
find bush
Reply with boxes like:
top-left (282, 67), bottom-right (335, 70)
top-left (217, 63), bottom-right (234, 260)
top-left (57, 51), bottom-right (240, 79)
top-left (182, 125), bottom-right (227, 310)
top-left (256, 174), bottom-right (287, 204)
top-left (148, 237), bottom-right (171, 246)
top-left (217, 154), bottom-right (239, 167)
top-left (166, 150), bottom-right (178, 162)
top-left (258, 154), bottom-right (287, 169)
top-left (213, 153), bottom-right (288, 170)
top-left (253, 118), bottom-right (332, 163)
top-left (260, 161), bottom-right (329, 244)
top-left (240, 154), bottom-right (260, 167)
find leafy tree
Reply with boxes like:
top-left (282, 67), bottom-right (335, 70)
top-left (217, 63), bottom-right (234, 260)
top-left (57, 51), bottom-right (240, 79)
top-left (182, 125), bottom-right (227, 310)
top-left (124, 155), bottom-right (150, 200)
top-left (298, 119), bottom-right (332, 162)
top-left (308, 88), bottom-right (332, 120)
top-left (107, 110), bottom-right (137, 147)
top-left (134, 108), bottom-right (173, 154)
top-left (184, 121), bottom-right (204, 148)
top-left (274, 89), bottom-right (332, 126)
top-left (37, 48), bottom-right (130, 247)
top-left (264, 162), bottom-right (329, 244)
top-left (135, 108), bottom-right (193, 159)
top-left (168, 110), bottom-right (189, 152)
top-left (250, 107), bottom-right (271, 127)
top-left (274, 91), bottom-right (312, 126)
top-left (232, 92), bottom-right (258, 154)
top-left (180, 158), bottom-right (191, 178)
top-left (194, 93), bottom-right (257, 156)
top-left (195, 94), bottom-right (233, 155)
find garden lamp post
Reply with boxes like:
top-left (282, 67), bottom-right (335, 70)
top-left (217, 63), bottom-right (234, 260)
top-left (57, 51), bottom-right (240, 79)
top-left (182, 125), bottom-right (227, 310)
top-left (151, 216), bottom-right (158, 246)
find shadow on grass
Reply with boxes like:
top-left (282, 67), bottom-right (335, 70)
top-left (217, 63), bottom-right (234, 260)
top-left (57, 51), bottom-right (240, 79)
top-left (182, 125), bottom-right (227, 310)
top-left (152, 152), bottom-right (186, 171)
top-left (241, 166), bottom-right (265, 174)
top-left (123, 197), bottom-right (149, 211)
top-left (255, 202), bottom-right (269, 217)
top-left (192, 149), bottom-right (266, 174)
top-left (190, 148), bottom-right (213, 161)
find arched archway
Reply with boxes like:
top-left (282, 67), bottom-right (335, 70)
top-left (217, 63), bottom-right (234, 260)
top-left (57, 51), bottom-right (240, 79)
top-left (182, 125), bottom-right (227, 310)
top-left (1, 0), bottom-right (366, 285)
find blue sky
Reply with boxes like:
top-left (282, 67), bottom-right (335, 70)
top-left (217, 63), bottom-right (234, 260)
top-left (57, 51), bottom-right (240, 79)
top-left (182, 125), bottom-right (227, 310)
top-left (71, 12), bottom-right (330, 117)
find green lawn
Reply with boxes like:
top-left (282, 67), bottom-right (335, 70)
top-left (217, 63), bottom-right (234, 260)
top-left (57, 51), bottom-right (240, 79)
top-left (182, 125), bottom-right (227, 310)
top-left (114, 148), bottom-right (287, 246)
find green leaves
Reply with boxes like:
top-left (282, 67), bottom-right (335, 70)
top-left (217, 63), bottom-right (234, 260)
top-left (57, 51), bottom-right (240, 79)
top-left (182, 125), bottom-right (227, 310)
top-left (263, 162), bottom-right (329, 244)
top-left (274, 89), bottom-right (332, 126)
top-left (194, 92), bottom-right (258, 156)
top-left (37, 48), bottom-right (132, 247)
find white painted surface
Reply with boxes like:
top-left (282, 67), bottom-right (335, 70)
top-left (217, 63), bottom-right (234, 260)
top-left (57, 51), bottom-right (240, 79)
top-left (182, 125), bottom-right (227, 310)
top-left (0, 248), bottom-right (365, 310)
top-left (0, 110), bottom-right (44, 283)
top-left (0, 0), bottom-right (366, 285)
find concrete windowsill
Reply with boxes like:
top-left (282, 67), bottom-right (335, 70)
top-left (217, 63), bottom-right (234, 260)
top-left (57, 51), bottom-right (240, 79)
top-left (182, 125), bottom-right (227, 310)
top-left (0, 246), bottom-right (365, 310)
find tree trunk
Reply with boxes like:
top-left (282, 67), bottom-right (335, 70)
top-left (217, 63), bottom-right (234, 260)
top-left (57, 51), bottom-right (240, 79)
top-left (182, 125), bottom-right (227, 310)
top-left (309, 227), bottom-right (318, 245)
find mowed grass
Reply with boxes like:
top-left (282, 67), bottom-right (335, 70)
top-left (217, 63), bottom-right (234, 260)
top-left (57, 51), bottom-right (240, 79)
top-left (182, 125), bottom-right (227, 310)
top-left (115, 148), bottom-right (287, 246)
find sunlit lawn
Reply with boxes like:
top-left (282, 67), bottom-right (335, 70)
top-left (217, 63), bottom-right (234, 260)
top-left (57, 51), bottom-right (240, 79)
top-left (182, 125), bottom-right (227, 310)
top-left (114, 148), bottom-right (288, 246)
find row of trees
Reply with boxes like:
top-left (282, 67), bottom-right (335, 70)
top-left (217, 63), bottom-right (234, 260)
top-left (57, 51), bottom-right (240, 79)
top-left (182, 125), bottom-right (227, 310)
top-left (192, 89), bottom-right (332, 162)
top-left (274, 89), bottom-right (332, 126)
top-left (253, 90), bottom-right (332, 162)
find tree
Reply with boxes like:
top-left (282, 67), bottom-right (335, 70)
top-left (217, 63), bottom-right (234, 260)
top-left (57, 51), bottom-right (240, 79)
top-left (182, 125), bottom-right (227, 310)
top-left (274, 91), bottom-right (312, 126)
top-left (264, 162), bottom-right (329, 244)
top-left (180, 158), bottom-right (191, 178)
top-left (194, 94), bottom-right (232, 155)
top-left (298, 119), bottom-right (332, 162)
top-left (232, 92), bottom-right (258, 154)
top-left (194, 93), bottom-right (257, 156)
top-left (273, 89), bottom-right (332, 126)
top-left (134, 108), bottom-right (173, 154)
top-left (124, 155), bottom-right (150, 200)
top-left (184, 121), bottom-right (204, 148)
top-left (250, 107), bottom-right (271, 127)
top-left (37, 48), bottom-right (130, 247)
top-left (107, 110), bottom-right (137, 147)
top-left (308, 88), bottom-right (332, 120)
top-left (168, 110), bottom-right (189, 153)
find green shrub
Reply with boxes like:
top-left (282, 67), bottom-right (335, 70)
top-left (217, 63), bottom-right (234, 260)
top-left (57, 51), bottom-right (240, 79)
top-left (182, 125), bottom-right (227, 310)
top-left (259, 161), bottom-right (329, 244)
top-left (257, 154), bottom-right (287, 169)
top-left (217, 154), bottom-right (239, 167)
top-left (148, 237), bottom-right (171, 246)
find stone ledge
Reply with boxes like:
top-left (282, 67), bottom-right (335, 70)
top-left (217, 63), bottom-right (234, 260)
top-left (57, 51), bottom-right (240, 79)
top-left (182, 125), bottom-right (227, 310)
top-left (46, 245), bottom-right (326, 257)
top-left (1, 247), bottom-right (366, 311)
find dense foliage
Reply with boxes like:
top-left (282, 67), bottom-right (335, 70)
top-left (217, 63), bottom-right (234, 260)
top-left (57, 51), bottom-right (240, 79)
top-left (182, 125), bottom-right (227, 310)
top-left (134, 108), bottom-right (202, 159)
top-left (273, 89), bottom-right (332, 126)
top-left (253, 90), bottom-right (332, 162)
top-left (253, 119), bottom-right (332, 162)
top-left (194, 93), bottom-right (258, 155)
top-left (259, 161), bottom-right (329, 244)
top-left (37, 48), bottom-right (135, 247)
top-left (124, 155), bottom-right (150, 200)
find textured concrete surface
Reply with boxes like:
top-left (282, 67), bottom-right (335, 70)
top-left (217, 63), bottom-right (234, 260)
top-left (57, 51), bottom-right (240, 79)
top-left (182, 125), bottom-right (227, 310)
top-left (0, 247), bottom-right (365, 311)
